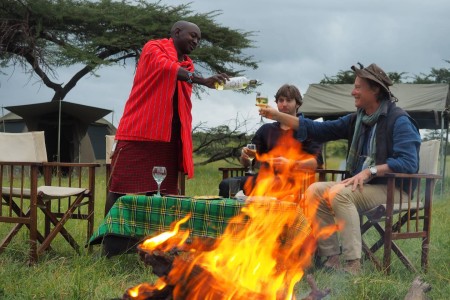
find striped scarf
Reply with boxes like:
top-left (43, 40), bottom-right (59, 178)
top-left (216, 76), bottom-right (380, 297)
top-left (346, 101), bottom-right (386, 174)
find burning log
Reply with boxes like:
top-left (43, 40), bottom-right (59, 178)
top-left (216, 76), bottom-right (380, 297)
top-left (301, 274), bottom-right (331, 300)
top-left (132, 246), bottom-right (278, 300)
top-left (139, 248), bottom-right (177, 278)
top-left (126, 248), bottom-right (330, 300)
top-left (122, 282), bottom-right (173, 300)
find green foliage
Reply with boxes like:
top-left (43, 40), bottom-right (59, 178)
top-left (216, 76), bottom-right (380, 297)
top-left (412, 60), bottom-right (450, 83)
top-left (0, 0), bottom-right (258, 100)
top-left (324, 139), bottom-right (347, 158)
top-left (320, 70), bottom-right (355, 84)
top-left (386, 71), bottom-right (407, 84)
top-left (320, 69), bottom-right (407, 84)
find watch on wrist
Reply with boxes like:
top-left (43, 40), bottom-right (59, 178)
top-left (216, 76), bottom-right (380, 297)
top-left (369, 166), bottom-right (377, 177)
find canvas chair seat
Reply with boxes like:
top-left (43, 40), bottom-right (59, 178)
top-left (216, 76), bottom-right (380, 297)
top-left (0, 131), bottom-right (98, 264)
top-left (38, 186), bottom-right (87, 199)
top-left (2, 186), bottom-right (87, 199)
top-left (362, 201), bottom-right (424, 222)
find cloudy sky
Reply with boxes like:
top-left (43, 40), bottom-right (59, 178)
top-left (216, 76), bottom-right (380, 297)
top-left (1, 0), bottom-right (450, 132)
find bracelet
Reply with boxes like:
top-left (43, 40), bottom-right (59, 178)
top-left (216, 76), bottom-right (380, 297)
top-left (187, 72), bottom-right (193, 84)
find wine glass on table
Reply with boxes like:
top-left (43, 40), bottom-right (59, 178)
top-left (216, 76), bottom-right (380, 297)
top-left (152, 166), bottom-right (167, 197)
top-left (256, 92), bottom-right (269, 124)
top-left (246, 144), bottom-right (257, 174)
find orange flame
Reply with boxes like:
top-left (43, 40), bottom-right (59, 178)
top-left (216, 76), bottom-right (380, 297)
top-left (128, 134), bottom-right (339, 299)
top-left (140, 214), bottom-right (191, 252)
top-left (127, 278), bottom-right (167, 300)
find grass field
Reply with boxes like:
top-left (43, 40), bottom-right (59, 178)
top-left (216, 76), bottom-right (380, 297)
top-left (0, 160), bottom-right (449, 299)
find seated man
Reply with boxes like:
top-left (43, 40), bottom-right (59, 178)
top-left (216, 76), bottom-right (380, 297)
top-left (218, 84), bottom-right (323, 198)
top-left (259, 63), bottom-right (421, 275)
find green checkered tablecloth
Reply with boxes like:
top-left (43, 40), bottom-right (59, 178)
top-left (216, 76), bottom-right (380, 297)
top-left (88, 195), bottom-right (309, 246)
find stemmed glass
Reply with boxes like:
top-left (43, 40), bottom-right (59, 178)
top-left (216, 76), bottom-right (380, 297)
top-left (246, 144), bottom-right (257, 174)
top-left (255, 92), bottom-right (269, 124)
top-left (152, 166), bottom-right (167, 197)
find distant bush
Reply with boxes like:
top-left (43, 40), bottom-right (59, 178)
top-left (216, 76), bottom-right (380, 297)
top-left (325, 140), bottom-right (348, 158)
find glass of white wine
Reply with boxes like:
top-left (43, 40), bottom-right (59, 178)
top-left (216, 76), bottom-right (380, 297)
top-left (152, 166), bottom-right (167, 197)
top-left (256, 92), bottom-right (269, 123)
top-left (246, 143), bottom-right (257, 174)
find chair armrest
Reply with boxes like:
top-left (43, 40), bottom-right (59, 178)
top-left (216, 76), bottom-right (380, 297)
top-left (382, 172), bottom-right (442, 180)
top-left (315, 169), bottom-right (348, 181)
top-left (218, 167), bottom-right (247, 179)
top-left (0, 161), bottom-right (43, 167)
top-left (43, 162), bottom-right (100, 168)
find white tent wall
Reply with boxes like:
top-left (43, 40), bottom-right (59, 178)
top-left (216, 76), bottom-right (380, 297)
top-left (301, 83), bottom-right (450, 192)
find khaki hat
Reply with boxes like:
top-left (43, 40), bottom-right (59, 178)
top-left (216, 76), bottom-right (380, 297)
top-left (351, 63), bottom-right (393, 93)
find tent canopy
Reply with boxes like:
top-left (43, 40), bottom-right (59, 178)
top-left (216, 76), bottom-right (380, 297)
top-left (6, 101), bottom-right (111, 127)
top-left (301, 84), bottom-right (450, 129)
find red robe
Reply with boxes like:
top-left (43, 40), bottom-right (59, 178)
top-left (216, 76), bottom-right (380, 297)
top-left (115, 38), bottom-right (195, 178)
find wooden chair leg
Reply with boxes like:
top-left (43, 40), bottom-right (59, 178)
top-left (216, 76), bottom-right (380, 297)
top-left (37, 195), bottom-right (85, 255)
top-left (86, 192), bottom-right (95, 252)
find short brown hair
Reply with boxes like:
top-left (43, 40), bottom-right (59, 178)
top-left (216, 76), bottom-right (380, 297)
top-left (274, 84), bottom-right (303, 111)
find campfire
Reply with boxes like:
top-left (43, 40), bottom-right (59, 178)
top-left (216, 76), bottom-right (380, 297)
top-left (123, 135), bottom-right (337, 300)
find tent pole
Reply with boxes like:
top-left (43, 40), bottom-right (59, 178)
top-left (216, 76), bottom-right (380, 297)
top-left (57, 100), bottom-right (61, 163)
top-left (1, 106), bottom-right (5, 132)
top-left (439, 111), bottom-right (447, 195)
top-left (443, 112), bottom-right (449, 194)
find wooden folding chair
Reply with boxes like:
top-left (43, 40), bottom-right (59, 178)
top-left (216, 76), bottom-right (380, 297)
top-left (0, 131), bottom-right (99, 263)
top-left (360, 140), bottom-right (441, 274)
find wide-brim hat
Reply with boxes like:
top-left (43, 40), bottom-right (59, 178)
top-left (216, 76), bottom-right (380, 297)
top-left (351, 63), bottom-right (393, 94)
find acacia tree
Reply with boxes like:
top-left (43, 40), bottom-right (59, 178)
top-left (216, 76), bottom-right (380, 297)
top-left (192, 120), bottom-right (254, 166)
top-left (0, 0), bottom-right (258, 101)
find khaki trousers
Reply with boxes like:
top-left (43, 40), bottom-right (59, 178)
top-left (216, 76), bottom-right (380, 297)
top-left (305, 181), bottom-right (406, 260)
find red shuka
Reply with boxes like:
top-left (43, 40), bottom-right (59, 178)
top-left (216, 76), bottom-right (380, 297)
top-left (115, 38), bottom-right (195, 178)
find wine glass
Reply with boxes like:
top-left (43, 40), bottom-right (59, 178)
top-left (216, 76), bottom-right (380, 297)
top-left (246, 144), bottom-right (257, 174)
top-left (152, 166), bottom-right (167, 197)
top-left (255, 92), bottom-right (269, 123)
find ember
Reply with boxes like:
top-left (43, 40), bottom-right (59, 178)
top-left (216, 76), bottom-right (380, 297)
top-left (124, 135), bottom-right (337, 300)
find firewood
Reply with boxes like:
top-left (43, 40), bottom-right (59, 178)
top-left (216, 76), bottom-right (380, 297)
top-left (301, 274), bottom-right (331, 300)
top-left (135, 245), bottom-right (325, 300)
top-left (122, 282), bottom-right (174, 300)
top-left (141, 250), bottom-right (176, 277)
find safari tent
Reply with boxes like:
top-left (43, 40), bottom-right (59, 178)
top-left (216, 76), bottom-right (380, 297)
top-left (1, 101), bottom-right (116, 162)
top-left (301, 83), bottom-right (450, 185)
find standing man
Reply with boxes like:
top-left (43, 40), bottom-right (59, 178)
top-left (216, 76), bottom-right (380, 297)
top-left (218, 84), bottom-right (323, 198)
top-left (259, 63), bottom-right (421, 274)
top-left (105, 20), bottom-right (229, 214)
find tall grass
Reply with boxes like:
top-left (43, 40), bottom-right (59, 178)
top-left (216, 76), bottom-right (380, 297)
top-left (0, 162), bottom-right (449, 299)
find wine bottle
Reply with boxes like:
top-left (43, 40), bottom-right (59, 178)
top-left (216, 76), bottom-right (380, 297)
top-left (215, 76), bottom-right (257, 90)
